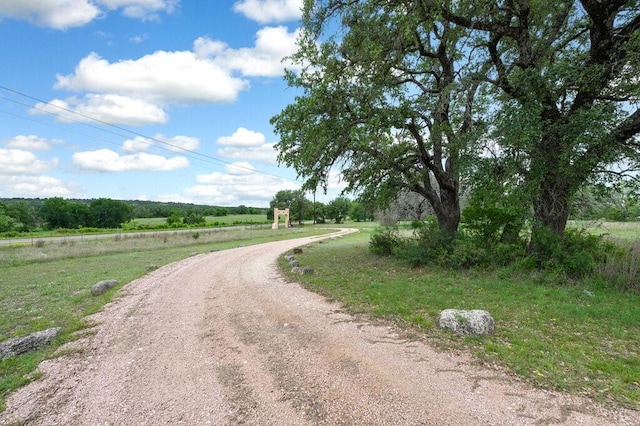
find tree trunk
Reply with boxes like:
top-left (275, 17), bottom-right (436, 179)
top-left (433, 186), bottom-right (460, 236)
top-left (529, 177), bottom-right (571, 256)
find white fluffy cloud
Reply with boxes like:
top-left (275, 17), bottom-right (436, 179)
top-left (0, 0), bottom-right (100, 29)
top-left (72, 148), bottom-right (189, 172)
top-left (31, 95), bottom-right (168, 126)
top-left (0, 0), bottom-right (177, 29)
top-left (122, 134), bottom-right (200, 153)
top-left (4, 135), bottom-right (58, 151)
top-left (185, 163), bottom-right (297, 206)
top-left (195, 26), bottom-right (300, 77)
top-left (0, 148), bottom-right (58, 174)
top-left (217, 127), bottom-right (265, 147)
top-left (37, 26), bottom-right (298, 126)
top-left (216, 127), bottom-right (278, 164)
top-left (1, 175), bottom-right (76, 197)
top-left (233, 0), bottom-right (302, 24)
top-left (55, 51), bottom-right (248, 104)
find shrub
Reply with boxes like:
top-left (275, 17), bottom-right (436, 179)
top-left (392, 222), bottom-right (456, 267)
top-left (369, 228), bottom-right (401, 256)
top-left (462, 203), bottom-right (524, 245)
top-left (531, 227), bottom-right (614, 278)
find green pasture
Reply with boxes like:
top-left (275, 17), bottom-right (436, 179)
top-left (569, 220), bottom-right (640, 240)
top-left (132, 213), bottom-right (269, 226)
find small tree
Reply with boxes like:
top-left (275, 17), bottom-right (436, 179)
top-left (89, 198), bottom-right (133, 228)
top-left (268, 190), bottom-right (310, 223)
top-left (166, 213), bottom-right (182, 227)
top-left (326, 197), bottom-right (352, 224)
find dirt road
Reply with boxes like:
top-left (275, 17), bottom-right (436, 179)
top-left (1, 229), bottom-right (638, 425)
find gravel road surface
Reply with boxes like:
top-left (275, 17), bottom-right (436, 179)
top-left (1, 228), bottom-right (638, 425)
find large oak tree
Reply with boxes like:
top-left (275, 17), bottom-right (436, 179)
top-left (271, 0), bottom-right (487, 235)
top-left (440, 0), bottom-right (640, 248)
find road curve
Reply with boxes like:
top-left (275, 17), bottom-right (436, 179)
top-left (1, 228), bottom-right (637, 425)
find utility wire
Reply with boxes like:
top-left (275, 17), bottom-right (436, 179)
top-left (0, 84), bottom-right (295, 182)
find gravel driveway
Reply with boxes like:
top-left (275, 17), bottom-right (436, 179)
top-left (1, 228), bottom-right (638, 425)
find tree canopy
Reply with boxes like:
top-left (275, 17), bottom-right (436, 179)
top-left (271, 0), bottom-right (488, 234)
top-left (272, 0), bottom-right (640, 251)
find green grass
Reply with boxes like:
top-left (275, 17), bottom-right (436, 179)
top-left (132, 213), bottom-right (269, 226)
top-left (281, 225), bottom-right (640, 410)
top-left (569, 220), bottom-right (640, 240)
top-left (0, 225), bottom-right (331, 411)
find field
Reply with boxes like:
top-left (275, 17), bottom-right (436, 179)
top-left (569, 220), bottom-right (640, 240)
top-left (131, 213), bottom-right (270, 227)
top-left (1, 221), bottom-right (639, 412)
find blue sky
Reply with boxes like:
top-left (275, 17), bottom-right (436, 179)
top-left (0, 0), bottom-right (344, 207)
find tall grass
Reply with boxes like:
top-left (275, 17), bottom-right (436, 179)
top-left (598, 238), bottom-right (640, 293)
top-left (0, 227), bottom-right (287, 266)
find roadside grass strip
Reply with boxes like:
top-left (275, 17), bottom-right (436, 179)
top-left (283, 229), bottom-right (640, 410)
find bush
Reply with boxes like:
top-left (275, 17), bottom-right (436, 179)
top-left (531, 227), bottom-right (614, 278)
top-left (369, 228), bottom-right (401, 256)
top-left (391, 221), bottom-right (456, 267)
top-left (370, 216), bottom-right (626, 286)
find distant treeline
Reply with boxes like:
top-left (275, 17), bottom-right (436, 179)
top-left (0, 197), bottom-right (266, 233)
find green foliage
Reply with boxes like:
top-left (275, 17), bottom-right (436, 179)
top-left (0, 198), bottom-right (266, 234)
top-left (349, 201), bottom-right (373, 222)
top-left (392, 221), bottom-right (457, 267)
top-left (214, 207), bottom-right (229, 217)
top-left (326, 196), bottom-right (352, 224)
top-left (0, 214), bottom-right (17, 233)
top-left (40, 197), bottom-right (90, 230)
top-left (183, 212), bottom-right (206, 225)
top-left (89, 198), bottom-right (134, 228)
top-left (368, 228), bottom-right (400, 256)
top-left (530, 227), bottom-right (617, 278)
top-left (370, 216), bottom-right (617, 277)
top-left (271, 0), bottom-right (487, 235)
top-left (166, 213), bottom-right (182, 227)
top-left (462, 204), bottom-right (523, 245)
top-left (571, 185), bottom-right (640, 222)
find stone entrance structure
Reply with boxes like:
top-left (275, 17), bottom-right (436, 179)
top-left (272, 208), bottom-right (291, 229)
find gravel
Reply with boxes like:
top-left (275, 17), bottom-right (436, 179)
top-left (1, 228), bottom-right (638, 425)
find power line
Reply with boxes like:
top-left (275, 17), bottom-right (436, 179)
top-left (0, 84), bottom-right (295, 182)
